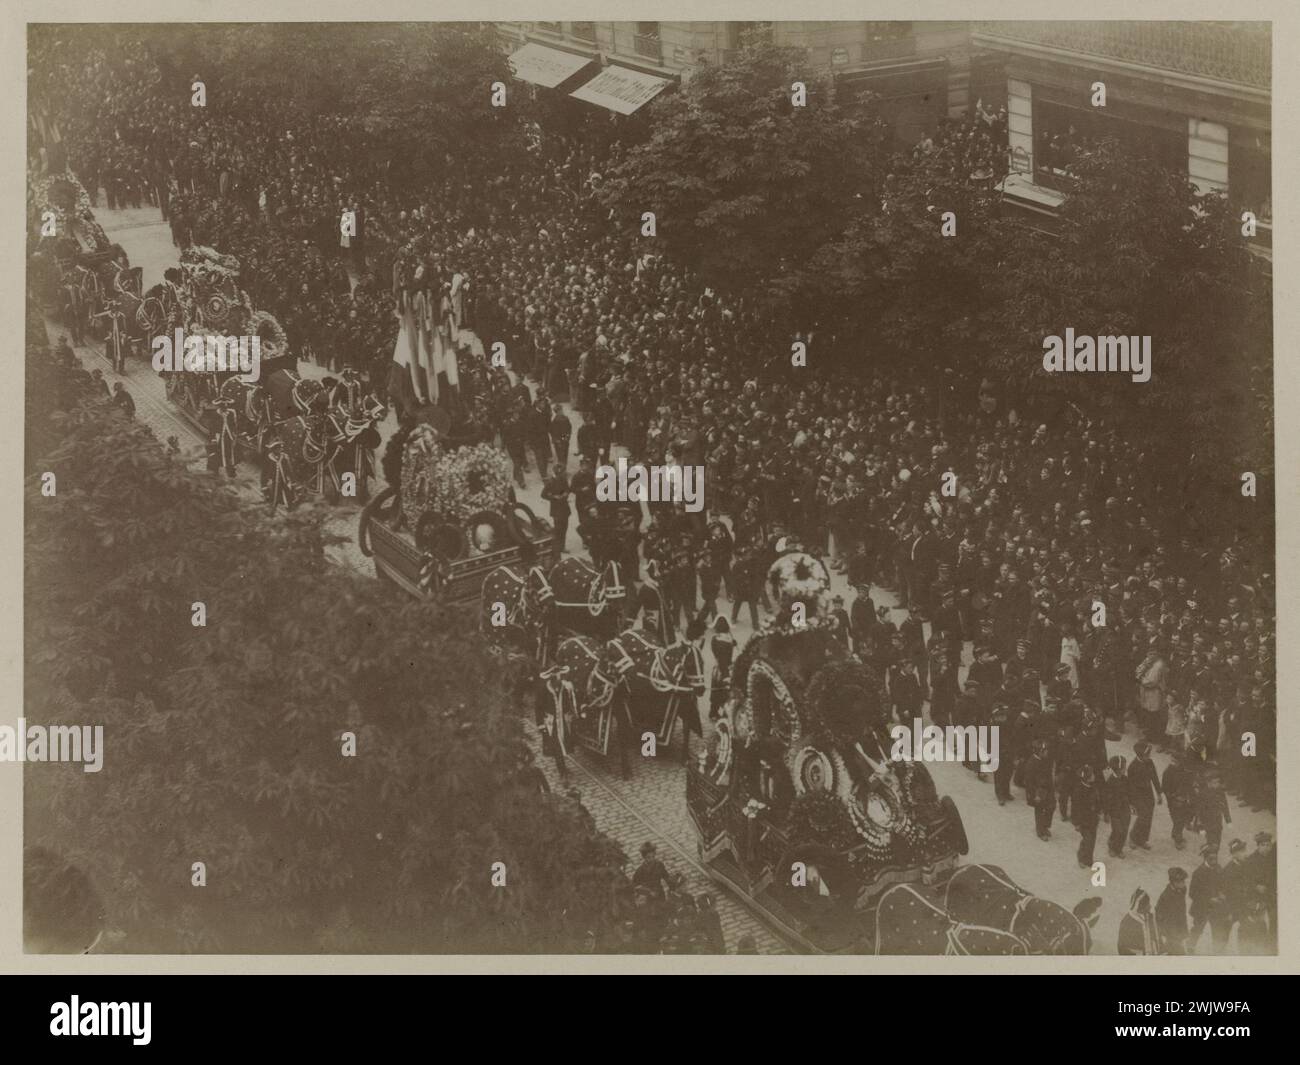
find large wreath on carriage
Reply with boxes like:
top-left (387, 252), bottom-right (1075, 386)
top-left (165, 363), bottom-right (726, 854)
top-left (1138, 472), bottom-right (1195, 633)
top-left (400, 429), bottom-right (516, 561)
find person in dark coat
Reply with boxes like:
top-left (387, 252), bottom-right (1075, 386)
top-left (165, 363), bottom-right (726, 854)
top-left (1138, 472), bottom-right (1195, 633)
top-left (541, 463), bottom-right (571, 564)
top-left (1245, 831), bottom-right (1276, 941)
top-left (1195, 771), bottom-right (1232, 858)
top-left (1022, 739), bottom-right (1055, 841)
top-left (632, 842), bottom-right (675, 903)
top-left (549, 403), bottom-right (573, 471)
top-left (889, 658), bottom-right (924, 725)
top-left (954, 679), bottom-right (985, 773)
top-left (1053, 724), bottom-right (1080, 822)
top-left (968, 644), bottom-right (1004, 692)
top-left (1155, 867), bottom-right (1190, 955)
top-left (1189, 846), bottom-right (1230, 953)
top-left (1103, 754), bottom-right (1132, 858)
top-left (850, 586), bottom-right (877, 656)
top-left (111, 381), bottom-right (135, 419)
top-left (501, 411), bottom-right (528, 488)
top-left (1126, 740), bottom-right (1163, 850)
top-left (708, 617), bottom-right (735, 721)
top-left (1162, 749), bottom-right (1195, 850)
top-left (1221, 838), bottom-right (1252, 943)
top-left (1073, 764), bottom-right (1101, 868)
top-left (928, 641), bottom-right (958, 728)
top-left (991, 702), bottom-right (1015, 805)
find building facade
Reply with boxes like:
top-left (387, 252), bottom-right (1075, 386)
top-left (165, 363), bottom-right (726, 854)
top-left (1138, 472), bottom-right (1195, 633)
top-left (497, 20), bottom-right (1272, 253)
top-left (970, 21), bottom-right (1271, 247)
top-left (497, 20), bottom-right (993, 140)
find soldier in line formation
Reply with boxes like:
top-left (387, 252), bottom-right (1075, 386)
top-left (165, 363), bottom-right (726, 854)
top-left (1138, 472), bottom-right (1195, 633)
top-left (1138, 832), bottom-right (1277, 955)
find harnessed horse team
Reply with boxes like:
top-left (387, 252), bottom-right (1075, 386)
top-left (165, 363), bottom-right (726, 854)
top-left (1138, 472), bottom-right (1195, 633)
top-left (482, 552), bottom-right (706, 777)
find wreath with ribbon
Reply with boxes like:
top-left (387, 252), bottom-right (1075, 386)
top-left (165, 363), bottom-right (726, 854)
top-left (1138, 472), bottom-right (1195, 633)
top-left (433, 443), bottom-right (514, 526)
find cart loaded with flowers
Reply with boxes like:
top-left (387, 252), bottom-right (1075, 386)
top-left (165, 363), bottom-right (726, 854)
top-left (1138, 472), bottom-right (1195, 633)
top-left (686, 549), bottom-right (1088, 954)
top-left (358, 424), bottom-right (552, 603)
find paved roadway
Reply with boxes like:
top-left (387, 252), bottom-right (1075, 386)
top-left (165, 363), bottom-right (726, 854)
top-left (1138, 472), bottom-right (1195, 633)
top-left (74, 203), bottom-right (1275, 957)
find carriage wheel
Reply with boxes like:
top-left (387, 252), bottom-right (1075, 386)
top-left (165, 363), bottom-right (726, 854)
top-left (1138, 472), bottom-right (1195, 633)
top-left (136, 297), bottom-right (166, 340)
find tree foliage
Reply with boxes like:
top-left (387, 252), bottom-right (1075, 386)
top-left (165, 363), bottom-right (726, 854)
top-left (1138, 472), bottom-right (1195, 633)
top-left (598, 45), bottom-right (887, 299)
top-left (25, 319), bottom-right (626, 953)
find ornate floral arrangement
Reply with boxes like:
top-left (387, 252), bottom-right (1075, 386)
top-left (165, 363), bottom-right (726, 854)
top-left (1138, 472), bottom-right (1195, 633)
top-left (434, 444), bottom-right (514, 526)
top-left (400, 433), bottom-right (514, 533)
top-left (788, 789), bottom-right (860, 851)
top-left (766, 551), bottom-right (830, 615)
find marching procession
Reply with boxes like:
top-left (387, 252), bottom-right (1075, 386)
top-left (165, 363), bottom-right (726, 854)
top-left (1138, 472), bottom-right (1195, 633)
top-left (24, 23), bottom-right (1275, 957)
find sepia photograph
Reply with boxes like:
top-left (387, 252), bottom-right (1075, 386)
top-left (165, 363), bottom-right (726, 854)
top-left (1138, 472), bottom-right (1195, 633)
top-left (15, 7), bottom-right (1282, 979)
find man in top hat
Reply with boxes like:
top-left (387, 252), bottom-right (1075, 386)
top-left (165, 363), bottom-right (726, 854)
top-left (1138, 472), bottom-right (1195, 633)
top-left (1155, 867), bottom-right (1191, 954)
top-left (1126, 740), bottom-right (1163, 850)
top-left (1189, 845), bottom-right (1230, 953)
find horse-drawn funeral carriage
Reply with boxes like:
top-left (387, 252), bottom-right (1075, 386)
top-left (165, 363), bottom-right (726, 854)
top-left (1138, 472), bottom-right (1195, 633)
top-left (359, 420), bottom-right (553, 604)
top-left (686, 550), bottom-right (1090, 954)
top-left (162, 245), bottom-right (387, 507)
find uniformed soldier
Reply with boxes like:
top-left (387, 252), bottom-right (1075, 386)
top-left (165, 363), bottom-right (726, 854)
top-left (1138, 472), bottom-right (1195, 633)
top-left (1023, 738), bottom-right (1056, 842)
top-left (1072, 764), bottom-right (1101, 868)
top-left (1188, 846), bottom-right (1230, 953)
top-left (1162, 748), bottom-right (1195, 850)
top-left (1103, 754), bottom-right (1132, 859)
top-left (1155, 867), bottom-right (1190, 955)
top-left (1126, 740), bottom-right (1163, 850)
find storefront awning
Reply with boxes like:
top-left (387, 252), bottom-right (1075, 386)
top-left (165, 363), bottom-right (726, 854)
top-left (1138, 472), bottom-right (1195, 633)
top-left (508, 42), bottom-right (593, 88)
top-left (570, 65), bottom-right (671, 115)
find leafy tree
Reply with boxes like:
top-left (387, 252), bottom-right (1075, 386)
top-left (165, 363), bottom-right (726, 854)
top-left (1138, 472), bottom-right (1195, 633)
top-left (799, 141), bottom-right (1024, 378)
top-left (996, 139), bottom-right (1272, 483)
top-left (25, 324), bottom-right (627, 952)
top-left (597, 45), bottom-right (887, 301)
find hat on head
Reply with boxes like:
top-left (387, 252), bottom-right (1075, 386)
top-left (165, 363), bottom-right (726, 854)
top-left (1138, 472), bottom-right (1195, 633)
top-left (1200, 844), bottom-right (1218, 858)
top-left (1255, 831), bottom-right (1273, 845)
top-left (1228, 839), bottom-right (1246, 855)
top-left (1168, 867), bottom-right (1188, 883)
top-left (1134, 741), bottom-right (1151, 758)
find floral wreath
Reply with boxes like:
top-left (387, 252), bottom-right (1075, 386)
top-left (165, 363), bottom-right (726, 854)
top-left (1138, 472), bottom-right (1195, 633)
top-left (766, 551), bottom-right (830, 616)
top-left (432, 443), bottom-right (514, 526)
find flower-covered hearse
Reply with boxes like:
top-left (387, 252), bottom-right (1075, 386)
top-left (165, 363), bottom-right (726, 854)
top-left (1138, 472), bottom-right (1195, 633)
top-left (359, 423), bottom-right (552, 605)
top-left (687, 550), bottom-right (1090, 955)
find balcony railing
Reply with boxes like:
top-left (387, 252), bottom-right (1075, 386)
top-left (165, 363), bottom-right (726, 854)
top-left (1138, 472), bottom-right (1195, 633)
top-left (972, 20), bottom-right (1270, 90)
top-left (570, 22), bottom-right (597, 44)
top-left (634, 33), bottom-right (662, 62)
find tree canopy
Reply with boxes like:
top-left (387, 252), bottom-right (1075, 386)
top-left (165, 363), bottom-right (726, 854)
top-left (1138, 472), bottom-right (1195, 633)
top-left (598, 45), bottom-right (887, 301)
top-left (25, 324), bottom-right (627, 953)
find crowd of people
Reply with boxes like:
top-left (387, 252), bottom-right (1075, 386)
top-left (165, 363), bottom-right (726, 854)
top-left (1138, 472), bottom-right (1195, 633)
top-left (30, 29), bottom-right (1275, 955)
